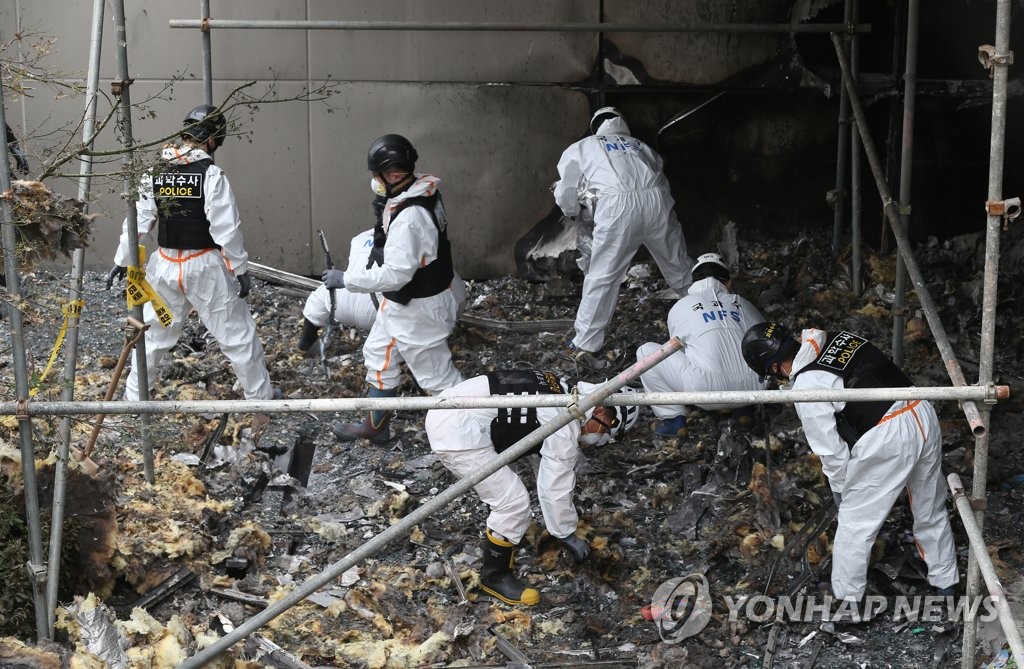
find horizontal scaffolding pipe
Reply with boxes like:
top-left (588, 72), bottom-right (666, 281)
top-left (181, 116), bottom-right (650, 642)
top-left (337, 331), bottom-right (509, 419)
top-left (4, 385), bottom-right (1008, 418)
top-left (831, 32), bottom-right (990, 439)
top-left (169, 19), bottom-right (871, 34)
top-left (947, 473), bottom-right (1024, 661)
top-left (177, 337), bottom-right (682, 668)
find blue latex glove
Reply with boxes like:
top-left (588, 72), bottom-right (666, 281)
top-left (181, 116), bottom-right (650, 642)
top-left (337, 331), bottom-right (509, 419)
top-left (322, 269), bottom-right (345, 289)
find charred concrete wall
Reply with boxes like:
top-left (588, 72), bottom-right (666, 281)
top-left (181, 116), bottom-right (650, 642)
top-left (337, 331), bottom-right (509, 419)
top-left (1, 1), bottom-right (1020, 278)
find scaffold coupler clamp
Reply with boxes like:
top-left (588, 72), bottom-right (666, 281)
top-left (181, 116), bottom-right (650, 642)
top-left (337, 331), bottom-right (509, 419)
top-left (951, 485), bottom-right (987, 512)
top-left (978, 44), bottom-right (1014, 78)
top-left (985, 197), bottom-right (1021, 231)
top-left (25, 559), bottom-right (47, 585)
top-left (566, 384), bottom-right (586, 425)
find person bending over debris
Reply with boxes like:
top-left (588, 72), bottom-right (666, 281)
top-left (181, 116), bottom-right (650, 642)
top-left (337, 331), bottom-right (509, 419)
top-left (741, 322), bottom-right (959, 604)
top-left (109, 104), bottom-right (275, 406)
top-left (299, 232), bottom-right (468, 352)
top-left (636, 253), bottom-right (767, 437)
top-left (324, 134), bottom-right (463, 442)
top-left (552, 106), bottom-right (694, 370)
top-left (424, 370), bottom-right (639, 605)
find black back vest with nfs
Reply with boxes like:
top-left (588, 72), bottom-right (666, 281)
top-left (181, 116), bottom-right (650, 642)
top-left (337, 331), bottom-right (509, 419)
top-left (377, 191), bottom-right (454, 305)
top-left (487, 370), bottom-right (571, 456)
top-left (792, 331), bottom-right (913, 445)
top-left (153, 159), bottom-right (219, 250)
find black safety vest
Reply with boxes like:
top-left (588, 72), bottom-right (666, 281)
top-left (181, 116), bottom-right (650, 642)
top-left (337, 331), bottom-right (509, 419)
top-left (377, 191), bottom-right (454, 305)
top-left (153, 159), bottom-right (219, 250)
top-left (792, 331), bottom-right (913, 445)
top-left (487, 370), bottom-right (574, 456)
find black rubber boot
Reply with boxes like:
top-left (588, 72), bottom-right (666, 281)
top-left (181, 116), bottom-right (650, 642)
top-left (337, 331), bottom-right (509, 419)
top-left (331, 387), bottom-right (395, 443)
top-left (297, 318), bottom-right (321, 353)
top-left (479, 529), bottom-right (540, 606)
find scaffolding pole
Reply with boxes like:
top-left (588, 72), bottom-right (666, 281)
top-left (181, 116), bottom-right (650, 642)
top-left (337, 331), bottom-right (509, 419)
top-left (949, 474), bottom-right (1024, 664)
top-left (45, 0), bottom-right (106, 637)
top-left (831, 0), bottom-right (853, 254)
top-left (200, 0), bottom-right (213, 106)
top-left (891, 0), bottom-right (920, 366)
top-left (111, 0), bottom-right (156, 484)
top-left (0, 63), bottom-right (49, 642)
top-left (0, 384), bottom-right (1007, 419)
top-left (830, 33), bottom-right (989, 438)
top-left (176, 337), bottom-right (682, 669)
top-left (168, 19), bottom-right (871, 34)
top-left (849, 0), bottom-right (863, 294)
top-left (963, 0), bottom-right (1014, 665)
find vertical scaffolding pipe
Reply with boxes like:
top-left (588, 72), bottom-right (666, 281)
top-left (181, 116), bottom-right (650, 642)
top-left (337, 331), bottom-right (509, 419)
top-left (849, 0), bottom-right (863, 293)
top-left (111, 0), bottom-right (156, 484)
top-left (962, 1), bottom-right (1011, 666)
top-left (892, 0), bottom-right (920, 366)
top-left (45, 0), bottom-right (106, 635)
top-left (831, 0), bottom-right (854, 253)
top-left (200, 0), bottom-right (213, 106)
top-left (0, 71), bottom-right (49, 641)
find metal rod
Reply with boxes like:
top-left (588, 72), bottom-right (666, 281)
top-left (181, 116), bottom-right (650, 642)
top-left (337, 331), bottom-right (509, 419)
top-left (200, 0), bottom-right (213, 106)
top-left (948, 474), bottom-right (1024, 662)
top-left (0, 58), bottom-right (50, 642)
top-left (963, 1), bottom-right (1011, 665)
top-left (111, 0), bottom-right (156, 484)
top-left (831, 0), bottom-right (853, 254)
top-left (849, 0), bottom-right (863, 294)
top-left (0, 384), bottom-right (1008, 418)
top-left (168, 19), bottom-right (871, 34)
top-left (176, 337), bottom-right (684, 668)
top-left (831, 32), bottom-right (989, 438)
top-left (892, 0), bottom-right (920, 366)
top-left (46, 0), bottom-right (106, 637)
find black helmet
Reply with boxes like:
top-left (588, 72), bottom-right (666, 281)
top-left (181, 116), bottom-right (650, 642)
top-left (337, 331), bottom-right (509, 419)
top-left (367, 134), bottom-right (418, 173)
top-left (182, 104), bottom-right (227, 149)
top-left (742, 322), bottom-right (799, 380)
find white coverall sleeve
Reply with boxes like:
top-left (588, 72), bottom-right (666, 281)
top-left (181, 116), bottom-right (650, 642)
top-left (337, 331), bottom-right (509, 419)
top-left (113, 175), bottom-right (157, 267)
top-left (793, 371), bottom-right (851, 493)
top-left (203, 165), bottom-right (249, 276)
top-left (552, 143), bottom-right (583, 218)
top-left (343, 208), bottom-right (437, 293)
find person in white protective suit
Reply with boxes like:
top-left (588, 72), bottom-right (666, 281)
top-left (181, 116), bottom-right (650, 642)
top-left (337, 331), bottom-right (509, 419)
top-left (108, 104), bottom-right (274, 406)
top-left (741, 322), bottom-right (959, 605)
top-left (636, 253), bottom-right (767, 437)
top-left (552, 106), bottom-right (694, 370)
top-left (425, 370), bottom-right (640, 605)
top-left (323, 134), bottom-right (463, 442)
top-left (298, 230), bottom-right (468, 352)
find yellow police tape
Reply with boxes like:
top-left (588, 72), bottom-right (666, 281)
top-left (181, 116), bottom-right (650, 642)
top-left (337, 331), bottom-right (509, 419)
top-left (28, 299), bottom-right (84, 398)
top-left (125, 262), bottom-right (173, 327)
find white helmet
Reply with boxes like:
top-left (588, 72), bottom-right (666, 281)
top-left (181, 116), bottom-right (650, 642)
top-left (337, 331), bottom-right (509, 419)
top-left (691, 252), bottom-right (731, 282)
top-left (578, 383), bottom-right (639, 437)
top-left (590, 106), bottom-right (623, 134)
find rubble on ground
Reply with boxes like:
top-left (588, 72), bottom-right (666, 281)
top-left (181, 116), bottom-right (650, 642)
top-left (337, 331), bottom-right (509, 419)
top-left (0, 226), bottom-right (1022, 668)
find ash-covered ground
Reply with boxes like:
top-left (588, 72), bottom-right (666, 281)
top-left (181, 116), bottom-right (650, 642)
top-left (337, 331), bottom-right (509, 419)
top-left (1, 225), bottom-right (1023, 668)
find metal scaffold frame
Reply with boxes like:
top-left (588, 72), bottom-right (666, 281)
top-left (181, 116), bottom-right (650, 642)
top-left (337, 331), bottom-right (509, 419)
top-left (0, 2), bottom-right (1014, 665)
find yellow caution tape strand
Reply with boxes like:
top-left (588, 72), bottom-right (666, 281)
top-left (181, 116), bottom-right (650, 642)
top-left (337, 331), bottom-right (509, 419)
top-left (125, 264), bottom-right (174, 328)
top-left (28, 299), bottom-right (84, 398)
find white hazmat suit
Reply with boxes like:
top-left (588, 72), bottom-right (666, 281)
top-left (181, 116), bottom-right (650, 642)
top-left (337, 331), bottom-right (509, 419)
top-left (426, 376), bottom-right (608, 544)
top-left (114, 145), bottom-right (273, 402)
top-left (637, 277), bottom-right (767, 419)
top-left (304, 230), bottom-right (467, 332)
top-left (790, 328), bottom-right (958, 601)
top-left (341, 174), bottom-right (462, 393)
top-left (553, 115), bottom-right (693, 353)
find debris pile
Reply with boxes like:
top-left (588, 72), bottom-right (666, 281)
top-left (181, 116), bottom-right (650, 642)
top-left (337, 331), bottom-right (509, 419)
top-left (2, 180), bottom-right (95, 269)
top-left (0, 226), bottom-right (1022, 667)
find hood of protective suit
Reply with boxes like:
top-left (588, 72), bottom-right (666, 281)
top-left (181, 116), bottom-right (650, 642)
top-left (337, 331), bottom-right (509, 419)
top-left (594, 116), bottom-right (631, 136)
top-left (160, 144), bottom-right (212, 165)
top-left (391, 173), bottom-right (441, 202)
top-left (791, 328), bottom-right (826, 377)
